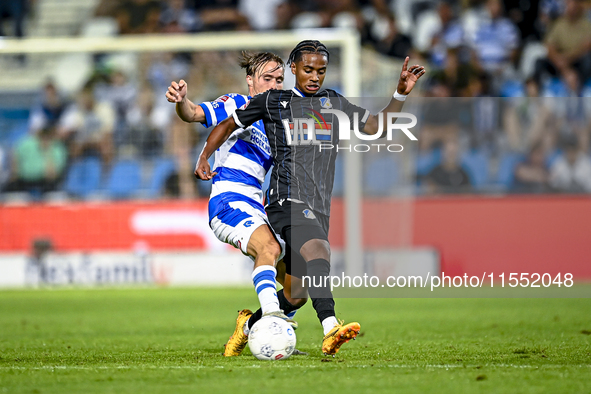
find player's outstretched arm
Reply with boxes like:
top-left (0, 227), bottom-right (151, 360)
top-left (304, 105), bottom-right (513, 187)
top-left (166, 79), bottom-right (206, 123)
top-left (195, 91), bottom-right (268, 180)
top-left (194, 116), bottom-right (238, 180)
top-left (363, 57), bottom-right (425, 135)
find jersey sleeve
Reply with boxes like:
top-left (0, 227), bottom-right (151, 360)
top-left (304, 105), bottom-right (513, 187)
top-left (232, 91), bottom-right (270, 129)
top-left (197, 93), bottom-right (248, 128)
top-left (340, 94), bottom-right (370, 131)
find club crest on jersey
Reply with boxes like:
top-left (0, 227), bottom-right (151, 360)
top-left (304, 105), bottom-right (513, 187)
top-left (302, 209), bottom-right (316, 219)
top-left (320, 97), bottom-right (332, 109)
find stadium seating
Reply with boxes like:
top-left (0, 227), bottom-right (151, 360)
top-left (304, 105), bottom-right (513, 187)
top-left (542, 78), bottom-right (568, 97)
top-left (460, 150), bottom-right (489, 190)
top-left (105, 159), bottom-right (141, 200)
top-left (64, 157), bottom-right (102, 199)
top-left (499, 80), bottom-right (525, 98)
top-left (146, 157), bottom-right (177, 199)
top-left (496, 152), bottom-right (524, 190)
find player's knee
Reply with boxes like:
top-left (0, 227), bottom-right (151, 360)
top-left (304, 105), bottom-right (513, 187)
top-left (284, 281), bottom-right (308, 302)
top-left (284, 290), bottom-right (307, 307)
top-left (262, 239), bottom-right (281, 261)
top-left (300, 239), bottom-right (330, 261)
top-left (290, 296), bottom-right (308, 307)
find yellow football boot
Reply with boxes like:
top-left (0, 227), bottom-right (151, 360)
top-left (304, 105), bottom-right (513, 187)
top-left (223, 309), bottom-right (253, 357)
top-left (321, 321), bottom-right (361, 356)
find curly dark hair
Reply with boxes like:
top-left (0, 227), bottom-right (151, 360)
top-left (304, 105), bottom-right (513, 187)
top-left (287, 40), bottom-right (330, 65)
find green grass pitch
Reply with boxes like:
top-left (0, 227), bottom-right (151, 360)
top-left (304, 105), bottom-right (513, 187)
top-left (0, 287), bottom-right (590, 393)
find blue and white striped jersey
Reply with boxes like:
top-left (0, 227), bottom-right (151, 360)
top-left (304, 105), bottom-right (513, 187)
top-left (470, 17), bottom-right (519, 72)
top-left (198, 93), bottom-right (273, 222)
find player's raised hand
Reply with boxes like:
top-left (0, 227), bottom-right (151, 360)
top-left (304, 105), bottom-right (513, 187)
top-left (166, 79), bottom-right (188, 103)
top-left (194, 155), bottom-right (217, 180)
top-left (397, 57), bottom-right (426, 95)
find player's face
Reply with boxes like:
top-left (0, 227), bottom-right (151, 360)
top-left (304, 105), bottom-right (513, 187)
top-left (251, 61), bottom-right (284, 95)
top-left (292, 53), bottom-right (328, 95)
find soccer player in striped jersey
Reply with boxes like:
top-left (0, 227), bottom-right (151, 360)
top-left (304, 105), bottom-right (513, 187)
top-left (166, 52), bottom-right (307, 356)
top-left (196, 40), bottom-right (425, 356)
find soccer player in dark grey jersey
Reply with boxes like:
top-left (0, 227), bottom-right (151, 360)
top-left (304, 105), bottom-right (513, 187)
top-left (196, 40), bottom-right (425, 355)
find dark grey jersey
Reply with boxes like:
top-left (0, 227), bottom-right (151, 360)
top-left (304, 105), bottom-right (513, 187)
top-left (232, 88), bottom-right (369, 216)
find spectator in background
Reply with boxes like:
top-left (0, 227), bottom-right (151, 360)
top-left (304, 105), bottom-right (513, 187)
top-left (371, 14), bottom-right (412, 60)
top-left (424, 139), bottom-right (472, 194)
top-left (4, 127), bottom-right (67, 196)
top-left (430, 48), bottom-right (477, 96)
top-left (95, 70), bottom-right (138, 150)
top-left (123, 87), bottom-right (168, 158)
top-left (163, 172), bottom-right (181, 198)
top-left (319, 0), bottom-right (364, 30)
top-left (469, 0), bottom-right (519, 78)
top-left (504, 78), bottom-right (554, 152)
top-left (29, 81), bottom-right (69, 133)
top-left (196, 0), bottom-right (250, 31)
top-left (160, 0), bottom-right (199, 32)
top-left (541, 67), bottom-right (590, 152)
top-left (466, 73), bottom-right (503, 153)
top-left (549, 135), bottom-right (591, 193)
top-left (414, 0), bottom-right (465, 69)
top-left (147, 52), bottom-right (191, 97)
top-left (238, 0), bottom-right (284, 30)
top-left (274, 0), bottom-right (298, 30)
top-left (58, 87), bottom-right (116, 164)
top-left (535, 0), bottom-right (591, 85)
top-left (513, 142), bottom-right (549, 193)
top-left (288, 0), bottom-right (363, 30)
top-left (0, 0), bottom-right (26, 38)
top-left (538, 0), bottom-right (566, 36)
top-left (553, 69), bottom-right (587, 131)
top-left (115, 0), bottom-right (162, 34)
top-left (95, 0), bottom-right (121, 18)
top-left (418, 80), bottom-right (460, 151)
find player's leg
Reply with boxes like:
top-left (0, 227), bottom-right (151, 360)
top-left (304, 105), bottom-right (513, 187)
top-left (278, 269), bottom-right (309, 356)
top-left (244, 249), bottom-right (309, 355)
top-left (276, 258), bottom-right (287, 287)
top-left (297, 236), bottom-right (360, 355)
top-left (211, 204), bottom-right (284, 356)
top-left (245, 224), bottom-right (283, 315)
top-left (212, 203), bottom-right (284, 313)
top-left (285, 207), bottom-right (360, 355)
top-left (246, 243), bottom-right (308, 330)
top-left (298, 237), bottom-right (334, 327)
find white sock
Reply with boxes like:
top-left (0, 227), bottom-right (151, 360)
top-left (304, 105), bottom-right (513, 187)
top-left (322, 316), bottom-right (339, 335)
top-left (252, 265), bottom-right (280, 314)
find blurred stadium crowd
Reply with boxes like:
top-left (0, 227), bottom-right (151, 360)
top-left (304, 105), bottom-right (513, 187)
top-left (1, 0), bottom-right (591, 201)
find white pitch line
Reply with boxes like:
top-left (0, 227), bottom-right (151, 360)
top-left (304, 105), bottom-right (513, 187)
top-left (0, 364), bottom-right (589, 371)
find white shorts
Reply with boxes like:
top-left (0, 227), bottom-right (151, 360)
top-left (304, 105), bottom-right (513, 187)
top-left (209, 200), bottom-right (285, 261)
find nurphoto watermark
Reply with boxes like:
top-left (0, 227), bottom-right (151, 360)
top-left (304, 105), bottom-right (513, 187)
top-left (282, 97), bottom-right (417, 152)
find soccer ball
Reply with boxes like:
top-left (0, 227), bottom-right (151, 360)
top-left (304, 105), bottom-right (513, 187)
top-left (248, 316), bottom-right (296, 361)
